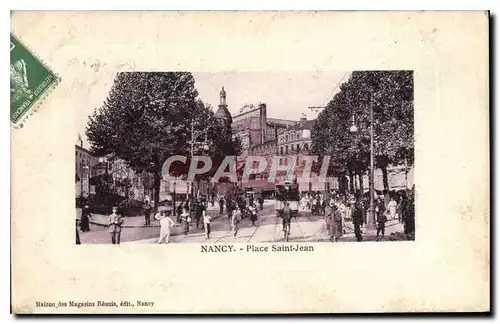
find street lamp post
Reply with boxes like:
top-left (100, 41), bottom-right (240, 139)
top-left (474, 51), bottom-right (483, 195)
top-left (173, 181), bottom-right (176, 215)
top-left (350, 100), bottom-right (376, 229)
top-left (368, 101), bottom-right (375, 229)
top-left (188, 119), bottom-right (211, 209)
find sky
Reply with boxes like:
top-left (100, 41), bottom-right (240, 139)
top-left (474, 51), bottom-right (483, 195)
top-left (76, 71), bottom-right (350, 149)
top-left (192, 71), bottom-right (349, 120)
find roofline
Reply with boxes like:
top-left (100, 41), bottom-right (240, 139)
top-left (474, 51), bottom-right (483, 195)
top-left (75, 144), bottom-right (94, 155)
top-left (267, 118), bottom-right (296, 123)
top-left (232, 106), bottom-right (262, 119)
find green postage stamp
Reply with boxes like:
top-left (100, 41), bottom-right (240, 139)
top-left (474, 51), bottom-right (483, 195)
top-left (10, 33), bottom-right (58, 127)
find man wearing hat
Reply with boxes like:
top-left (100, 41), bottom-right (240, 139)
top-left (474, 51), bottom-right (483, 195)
top-left (108, 207), bottom-right (124, 244)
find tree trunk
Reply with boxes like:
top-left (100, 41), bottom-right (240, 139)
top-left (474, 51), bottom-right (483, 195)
top-left (349, 171), bottom-right (355, 194)
top-left (153, 172), bottom-right (161, 213)
top-left (358, 173), bottom-right (364, 194)
top-left (382, 166), bottom-right (390, 192)
top-left (338, 174), bottom-right (344, 194)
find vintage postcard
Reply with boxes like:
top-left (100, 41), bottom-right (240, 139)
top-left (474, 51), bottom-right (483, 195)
top-left (11, 11), bottom-right (489, 314)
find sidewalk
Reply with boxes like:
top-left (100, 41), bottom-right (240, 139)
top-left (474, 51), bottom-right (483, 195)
top-left (76, 207), bottom-right (224, 229)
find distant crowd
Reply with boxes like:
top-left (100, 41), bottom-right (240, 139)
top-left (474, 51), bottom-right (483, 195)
top-left (299, 189), bottom-right (415, 242)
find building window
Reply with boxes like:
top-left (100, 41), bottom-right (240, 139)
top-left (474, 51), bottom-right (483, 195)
top-left (285, 135), bottom-right (289, 142)
top-left (285, 145), bottom-right (288, 154)
top-left (304, 143), bottom-right (309, 151)
top-left (280, 147), bottom-right (283, 155)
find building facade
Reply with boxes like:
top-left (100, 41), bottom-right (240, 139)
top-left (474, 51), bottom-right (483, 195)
top-left (231, 101), bottom-right (296, 156)
top-left (277, 115), bottom-right (314, 156)
top-left (75, 144), bottom-right (99, 197)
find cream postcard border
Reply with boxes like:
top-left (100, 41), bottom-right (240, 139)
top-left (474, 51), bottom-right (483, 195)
top-left (11, 11), bottom-right (489, 313)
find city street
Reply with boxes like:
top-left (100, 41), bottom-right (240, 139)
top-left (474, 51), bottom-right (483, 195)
top-left (76, 71), bottom-right (414, 245)
top-left (78, 200), bottom-right (404, 244)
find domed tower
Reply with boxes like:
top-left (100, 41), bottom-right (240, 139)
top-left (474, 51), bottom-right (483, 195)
top-left (214, 86), bottom-right (232, 127)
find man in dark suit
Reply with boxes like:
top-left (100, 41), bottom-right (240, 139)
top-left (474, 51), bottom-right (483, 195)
top-left (352, 201), bottom-right (364, 242)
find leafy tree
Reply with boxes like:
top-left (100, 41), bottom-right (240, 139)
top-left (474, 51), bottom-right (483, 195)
top-left (89, 173), bottom-right (112, 193)
top-left (311, 71), bottom-right (413, 193)
top-left (86, 72), bottom-right (240, 211)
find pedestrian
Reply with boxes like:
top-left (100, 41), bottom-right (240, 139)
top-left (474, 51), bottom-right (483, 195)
top-left (300, 195), bottom-right (307, 211)
top-left (75, 219), bottom-right (81, 244)
top-left (388, 196), bottom-right (397, 221)
top-left (280, 202), bottom-right (292, 235)
top-left (143, 200), bottom-right (152, 226)
top-left (362, 195), bottom-right (369, 224)
top-left (80, 205), bottom-right (93, 232)
top-left (203, 208), bottom-right (212, 239)
top-left (189, 200), bottom-right (198, 232)
top-left (325, 202), bottom-right (342, 242)
top-left (239, 196), bottom-right (247, 216)
top-left (226, 199), bottom-right (233, 220)
top-left (180, 207), bottom-right (190, 238)
top-left (376, 210), bottom-right (387, 241)
top-left (396, 194), bottom-right (403, 224)
top-left (375, 197), bottom-right (386, 220)
top-left (352, 201), bottom-right (364, 242)
top-left (375, 197), bottom-right (386, 240)
top-left (231, 206), bottom-right (242, 238)
top-left (312, 196), bottom-right (318, 215)
top-left (198, 201), bottom-right (206, 230)
top-left (219, 196), bottom-right (224, 215)
top-left (249, 203), bottom-right (258, 226)
top-left (176, 202), bottom-right (183, 223)
top-left (404, 194), bottom-right (415, 239)
top-left (336, 199), bottom-right (347, 234)
top-left (258, 195), bottom-right (264, 211)
top-left (156, 210), bottom-right (175, 244)
top-left (108, 206), bottom-right (124, 244)
top-left (194, 201), bottom-right (202, 229)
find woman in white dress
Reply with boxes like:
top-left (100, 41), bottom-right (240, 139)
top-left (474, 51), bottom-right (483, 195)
top-left (336, 199), bottom-right (347, 234)
top-left (388, 197), bottom-right (397, 221)
top-left (300, 195), bottom-right (307, 211)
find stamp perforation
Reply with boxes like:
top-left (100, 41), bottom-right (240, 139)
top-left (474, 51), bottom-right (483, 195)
top-left (10, 32), bottom-right (60, 129)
